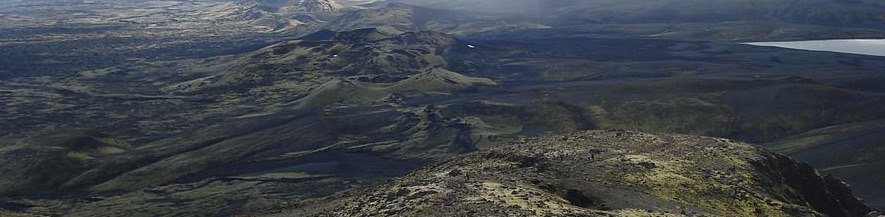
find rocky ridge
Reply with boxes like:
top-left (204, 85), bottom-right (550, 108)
top-left (276, 130), bottom-right (874, 217)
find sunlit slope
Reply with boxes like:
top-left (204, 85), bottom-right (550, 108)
top-left (161, 28), bottom-right (495, 106)
top-left (321, 2), bottom-right (551, 36)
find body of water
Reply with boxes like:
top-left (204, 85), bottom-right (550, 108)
top-left (745, 39), bottom-right (885, 57)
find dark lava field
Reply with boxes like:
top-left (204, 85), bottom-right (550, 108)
top-left (1, 0), bottom-right (885, 216)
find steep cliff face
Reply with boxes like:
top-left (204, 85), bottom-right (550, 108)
top-left (278, 130), bottom-right (873, 216)
top-left (752, 152), bottom-right (872, 217)
top-left (764, 120), bottom-right (885, 210)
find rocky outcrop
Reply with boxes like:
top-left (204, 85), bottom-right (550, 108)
top-left (280, 130), bottom-right (874, 216)
top-left (752, 152), bottom-right (871, 217)
top-left (297, 0), bottom-right (341, 13)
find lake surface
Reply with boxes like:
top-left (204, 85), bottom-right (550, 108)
top-left (745, 39), bottom-right (885, 57)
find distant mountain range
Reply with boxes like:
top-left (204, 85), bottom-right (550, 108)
top-left (393, 0), bottom-right (885, 28)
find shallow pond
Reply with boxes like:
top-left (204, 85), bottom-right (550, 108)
top-left (745, 39), bottom-right (885, 57)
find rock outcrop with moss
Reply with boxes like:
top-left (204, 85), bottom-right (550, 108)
top-left (278, 130), bottom-right (873, 217)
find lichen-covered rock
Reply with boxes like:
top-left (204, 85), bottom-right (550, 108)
top-left (276, 130), bottom-right (872, 217)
